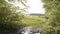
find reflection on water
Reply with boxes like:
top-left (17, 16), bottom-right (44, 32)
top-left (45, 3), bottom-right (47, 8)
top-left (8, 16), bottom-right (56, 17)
top-left (22, 26), bottom-right (32, 34)
top-left (21, 26), bottom-right (43, 34)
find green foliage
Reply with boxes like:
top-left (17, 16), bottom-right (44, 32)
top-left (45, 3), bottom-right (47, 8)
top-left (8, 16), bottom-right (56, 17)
top-left (42, 0), bottom-right (60, 34)
top-left (0, 0), bottom-right (27, 34)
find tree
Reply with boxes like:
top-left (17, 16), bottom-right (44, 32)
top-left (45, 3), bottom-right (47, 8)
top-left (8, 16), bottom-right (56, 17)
top-left (42, 0), bottom-right (60, 34)
top-left (0, 0), bottom-right (27, 34)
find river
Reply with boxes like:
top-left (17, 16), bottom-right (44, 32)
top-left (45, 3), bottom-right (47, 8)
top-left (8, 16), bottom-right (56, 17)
top-left (21, 26), bottom-right (43, 34)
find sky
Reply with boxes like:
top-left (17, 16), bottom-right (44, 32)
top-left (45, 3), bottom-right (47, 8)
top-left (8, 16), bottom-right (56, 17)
top-left (27, 0), bottom-right (45, 14)
top-left (6, 0), bottom-right (45, 14)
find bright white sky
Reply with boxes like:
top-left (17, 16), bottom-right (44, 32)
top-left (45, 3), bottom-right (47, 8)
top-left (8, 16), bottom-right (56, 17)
top-left (27, 0), bottom-right (45, 14)
top-left (6, 0), bottom-right (45, 14)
